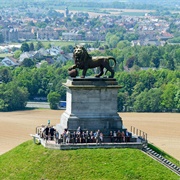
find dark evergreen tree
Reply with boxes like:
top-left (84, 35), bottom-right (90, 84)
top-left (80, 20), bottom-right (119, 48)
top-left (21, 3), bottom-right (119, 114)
top-left (29, 42), bottom-right (35, 51)
top-left (21, 42), bottom-right (30, 52)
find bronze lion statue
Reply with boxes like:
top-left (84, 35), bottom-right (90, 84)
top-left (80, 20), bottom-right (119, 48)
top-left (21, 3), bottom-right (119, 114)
top-left (68, 45), bottom-right (116, 78)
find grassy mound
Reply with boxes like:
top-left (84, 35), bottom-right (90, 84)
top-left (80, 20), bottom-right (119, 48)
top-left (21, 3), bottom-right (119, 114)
top-left (0, 141), bottom-right (178, 180)
top-left (148, 143), bottom-right (180, 166)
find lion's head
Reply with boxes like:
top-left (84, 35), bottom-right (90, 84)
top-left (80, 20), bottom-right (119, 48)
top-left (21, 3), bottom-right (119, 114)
top-left (73, 45), bottom-right (91, 65)
top-left (73, 45), bottom-right (83, 59)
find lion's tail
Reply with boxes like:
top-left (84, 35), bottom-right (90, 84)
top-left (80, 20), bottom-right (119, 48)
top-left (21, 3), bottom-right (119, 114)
top-left (104, 57), bottom-right (116, 75)
top-left (109, 57), bottom-right (116, 67)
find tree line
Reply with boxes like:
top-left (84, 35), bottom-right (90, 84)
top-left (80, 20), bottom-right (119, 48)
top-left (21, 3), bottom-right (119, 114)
top-left (116, 69), bottom-right (180, 112)
top-left (0, 43), bottom-right (180, 112)
top-left (0, 62), bottom-right (70, 111)
top-left (91, 43), bottom-right (180, 71)
top-left (0, 62), bottom-right (179, 112)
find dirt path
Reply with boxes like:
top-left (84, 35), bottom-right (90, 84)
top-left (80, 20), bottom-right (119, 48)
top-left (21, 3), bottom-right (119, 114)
top-left (0, 110), bottom-right (179, 161)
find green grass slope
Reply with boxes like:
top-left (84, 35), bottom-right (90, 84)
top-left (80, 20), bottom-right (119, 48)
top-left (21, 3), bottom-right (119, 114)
top-left (0, 141), bottom-right (179, 180)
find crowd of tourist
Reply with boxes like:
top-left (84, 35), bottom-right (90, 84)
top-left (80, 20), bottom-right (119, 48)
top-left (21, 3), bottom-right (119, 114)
top-left (109, 130), bottom-right (131, 143)
top-left (59, 127), bottom-right (104, 144)
top-left (39, 126), bottom-right (131, 144)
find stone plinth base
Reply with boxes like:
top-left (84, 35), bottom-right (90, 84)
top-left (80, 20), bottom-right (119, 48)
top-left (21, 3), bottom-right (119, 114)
top-left (40, 139), bottom-right (143, 150)
top-left (56, 77), bottom-right (122, 135)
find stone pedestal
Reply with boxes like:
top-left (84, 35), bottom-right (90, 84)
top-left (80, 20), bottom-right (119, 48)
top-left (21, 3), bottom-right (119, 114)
top-left (56, 77), bottom-right (123, 135)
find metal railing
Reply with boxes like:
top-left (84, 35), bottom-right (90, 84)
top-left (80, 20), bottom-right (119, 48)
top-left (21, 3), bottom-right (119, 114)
top-left (130, 126), bottom-right (148, 143)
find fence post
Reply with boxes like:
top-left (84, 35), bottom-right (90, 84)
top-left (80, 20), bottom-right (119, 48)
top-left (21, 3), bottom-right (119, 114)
top-left (142, 132), bottom-right (145, 139)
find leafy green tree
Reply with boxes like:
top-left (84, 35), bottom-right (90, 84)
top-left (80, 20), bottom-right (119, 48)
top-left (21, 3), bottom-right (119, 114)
top-left (35, 22), bottom-right (47, 28)
top-left (133, 89), bottom-right (151, 112)
top-left (0, 99), bottom-right (7, 111)
top-left (174, 90), bottom-right (180, 111)
top-left (14, 68), bottom-right (38, 99)
top-left (61, 45), bottom-right (74, 53)
top-left (109, 35), bottom-right (120, 48)
top-left (92, 41), bottom-right (100, 48)
top-left (14, 50), bottom-right (22, 59)
top-left (47, 43), bottom-right (52, 49)
top-left (138, 70), bottom-right (156, 90)
top-left (148, 88), bottom-right (162, 112)
top-left (154, 69), bottom-right (169, 87)
top-left (168, 22), bottom-right (178, 33)
top-left (163, 52), bottom-right (175, 70)
top-left (124, 33), bottom-right (138, 41)
top-left (6, 83), bottom-right (29, 111)
top-left (174, 48), bottom-right (180, 67)
top-left (0, 84), bottom-right (7, 111)
top-left (105, 32), bottom-right (112, 45)
top-left (35, 41), bottom-right (44, 50)
top-left (117, 91), bottom-right (126, 111)
top-left (21, 58), bottom-right (35, 67)
top-left (0, 82), bottom-right (29, 111)
top-left (126, 56), bottom-right (136, 69)
top-left (131, 82), bottom-right (146, 102)
top-left (47, 91), bottom-right (60, 110)
top-left (0, 68), bottom-right (12, 83)
top-left (117, 40), bottom-right (131, 49)
top-left (161, 83), bottom-right (177, 111)
top-left (90, 17), bottom-right (102, 28)
top-left (138, 49), bottom-right (151, 67)
top-left (151, 51), bottom-right (160, 68)
top-left (116, 72), bottom-right (136, 95)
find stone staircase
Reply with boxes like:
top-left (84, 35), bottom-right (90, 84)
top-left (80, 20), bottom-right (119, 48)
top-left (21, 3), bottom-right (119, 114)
top-left (142, 144), bottom-right (180, 176)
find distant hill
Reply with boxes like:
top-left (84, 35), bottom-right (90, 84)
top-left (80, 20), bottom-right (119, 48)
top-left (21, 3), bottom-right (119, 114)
top-left (0, 141), bottom-right (178, 179)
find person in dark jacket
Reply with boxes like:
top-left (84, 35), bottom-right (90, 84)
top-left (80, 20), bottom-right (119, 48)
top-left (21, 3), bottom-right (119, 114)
top-left (50, 126), bottom-right (55, 140)
top-left (43, 126), bottom-right (49, 141)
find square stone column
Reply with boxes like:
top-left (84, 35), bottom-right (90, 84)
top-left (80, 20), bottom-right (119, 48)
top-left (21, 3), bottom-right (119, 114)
top-left (56, 77), bottom-right (123, 135)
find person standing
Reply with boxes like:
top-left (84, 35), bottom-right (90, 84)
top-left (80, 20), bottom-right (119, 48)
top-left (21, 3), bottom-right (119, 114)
top-left (44, 126), bottom-right (49, 141)
top-left (90, 131), bottom-right (94, 143)
top-left (95, 129), bottom-right (100, 144)
top-left (62, 130), bottom-right (67, 144)
top-left (125, 130), bottom-right (130, 142)
top-left (113, 131), bottom-right (117, 142)
top-left (50, 126), bottom-right (55, 140)
top-left (121, 131), bottom-right (125, 142)
top-left (55, 130), bottom-right (59, 144)
top-left (100, 132), bottom-right (103, 144)
top-left (117, 130), bottom-right (121, 143)
top-left (72, 131), bottom-right (77, 144)
top-left (85, 131), bottom-right (89, 144)
top-left (109, 131), bottom-right (113, 142)
top-left (66, 130), bottom-right (70, 144)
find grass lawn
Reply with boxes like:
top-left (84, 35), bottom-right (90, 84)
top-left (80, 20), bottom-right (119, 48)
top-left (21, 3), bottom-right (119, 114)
top-left (0, 53), bottom-right (12, 58)
top-left (0, 141), bottom-right (178, 180)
